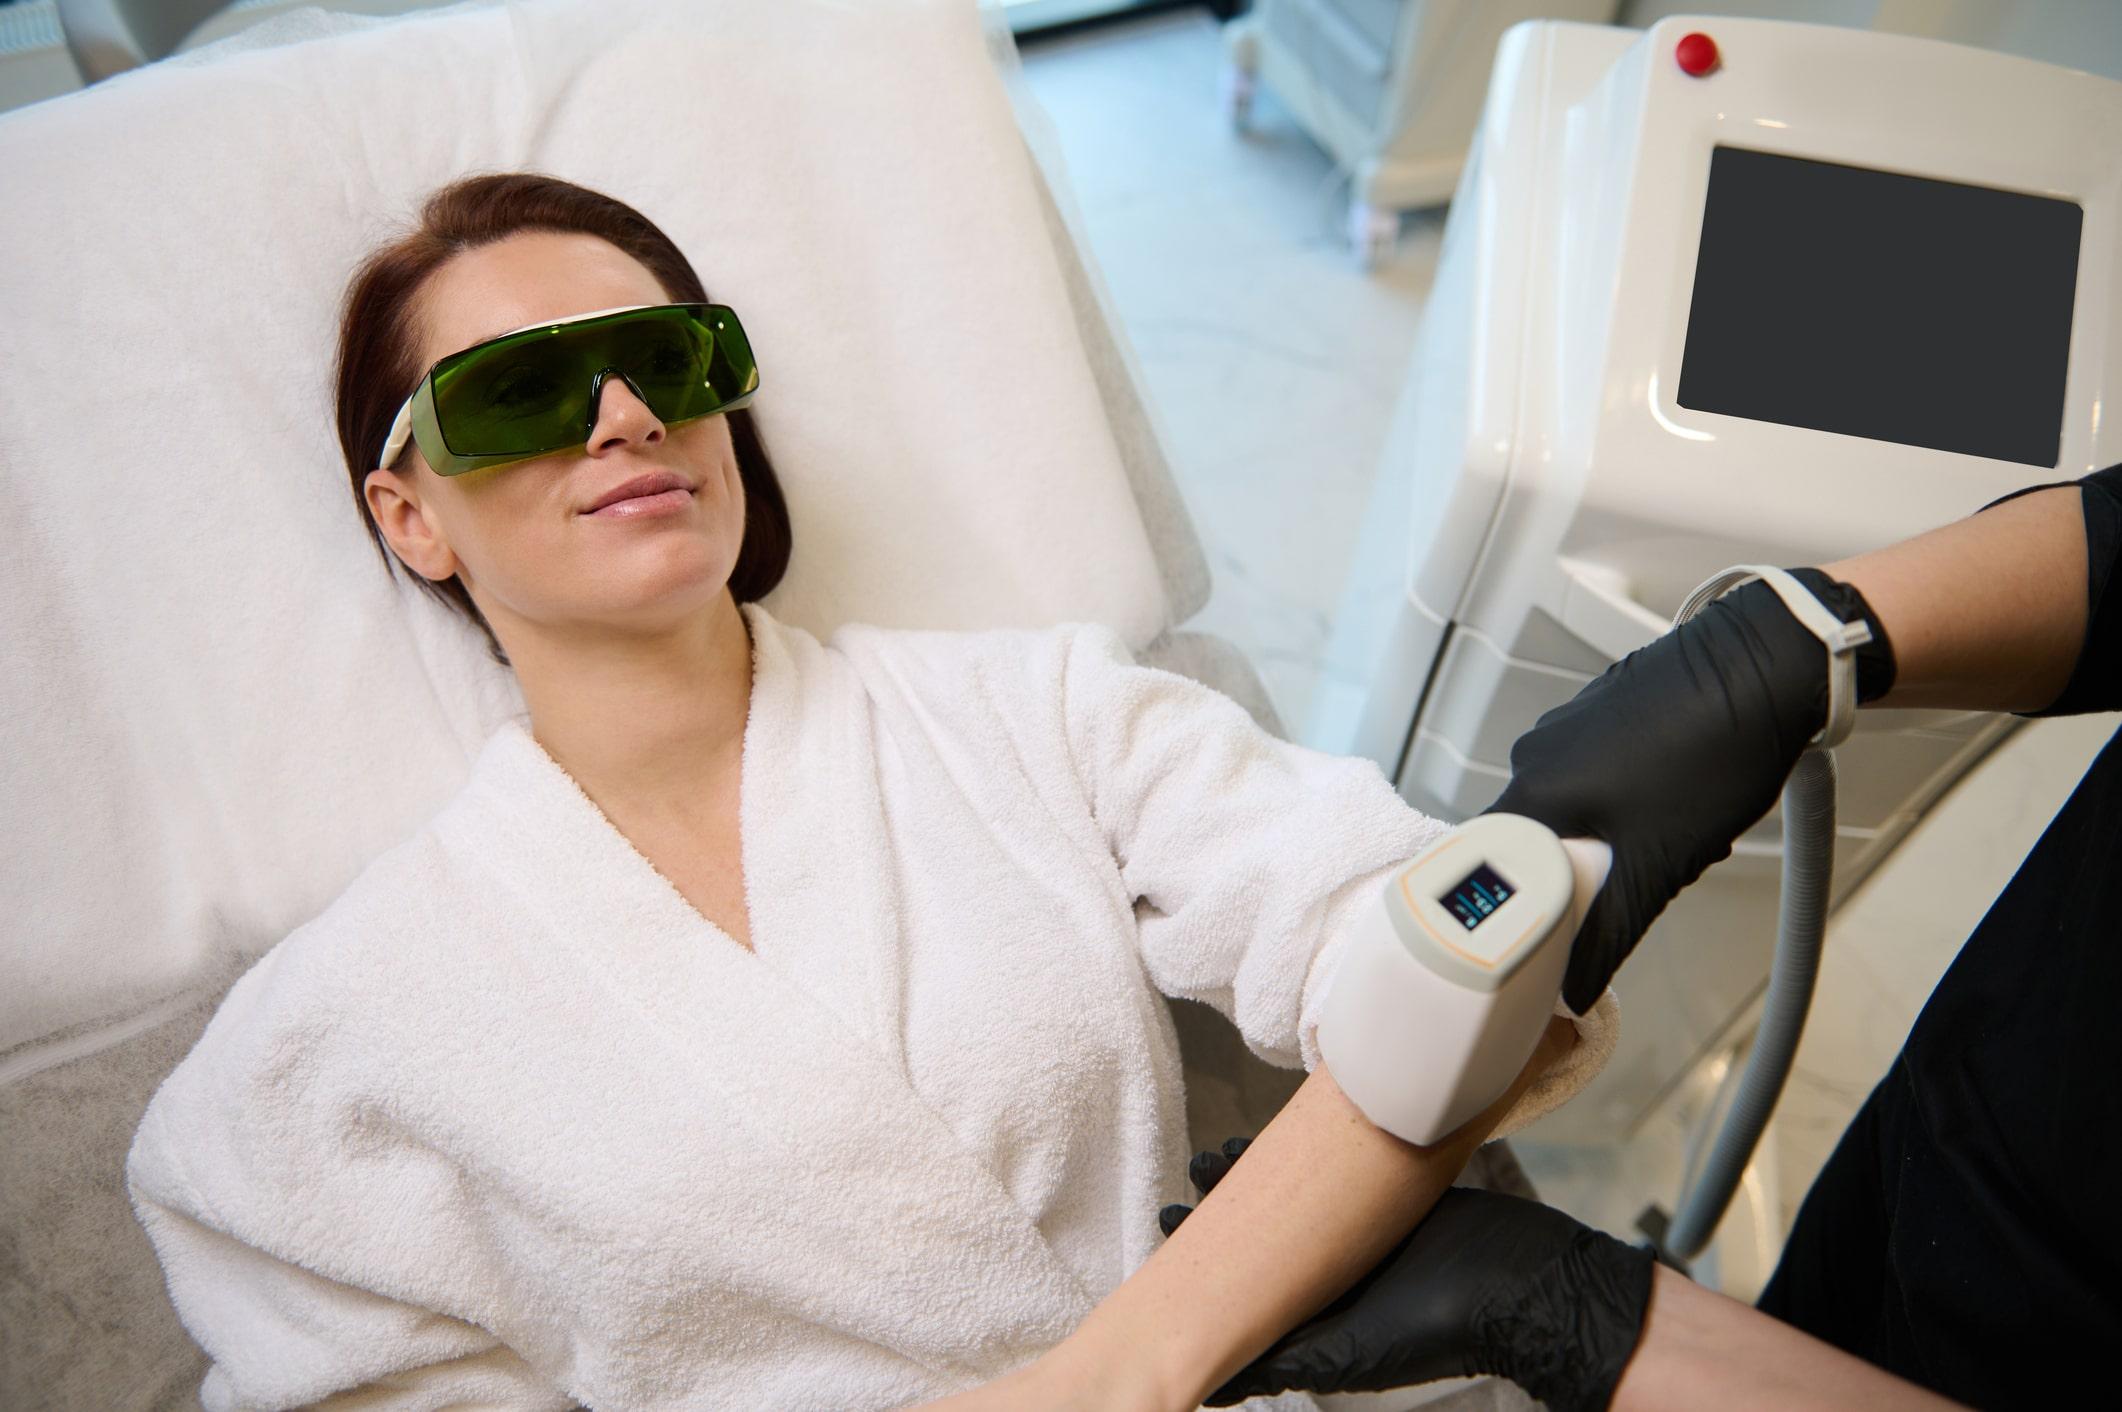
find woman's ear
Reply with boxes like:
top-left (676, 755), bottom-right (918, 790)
top-left (363, 467), bottom-right (459, 582)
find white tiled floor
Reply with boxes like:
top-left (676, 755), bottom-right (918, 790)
top-left (1020, 8), bottom-right (1442, 744)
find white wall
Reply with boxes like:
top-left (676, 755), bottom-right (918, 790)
top-left (1618, 0), bottom-right (2122, 83)
top-left (1618, 0), bottom-right (1878, 28)
top-left (1877, 0), bottom-right (2122, 83)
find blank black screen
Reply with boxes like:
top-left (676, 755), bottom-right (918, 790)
top-left (1677, 146), bottom-right (2081, 468)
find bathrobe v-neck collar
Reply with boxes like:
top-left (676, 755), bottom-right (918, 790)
top-left (462, 602), bottom-right (886, 1031)
top-left (438, 603), bottom-right (1098, 1374)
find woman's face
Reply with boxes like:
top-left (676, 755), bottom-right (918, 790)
top-left (364, 231), bottom-right (746, 650)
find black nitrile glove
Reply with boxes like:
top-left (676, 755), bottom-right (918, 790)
top-left (1160, 1140), bottom-right (1654, 1412)
top-left (1488, 567), bottom-right (1896, 1013)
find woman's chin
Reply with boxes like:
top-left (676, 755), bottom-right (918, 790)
top-left (585, 568), bottom-right (737, 626)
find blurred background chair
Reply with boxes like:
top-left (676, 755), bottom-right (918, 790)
top-left (56, 0), bottom-right (231, 80)
top-left (52, 0), bottom-right (434, 83)
top-left (1223, 0), bottom-right (1620, 267)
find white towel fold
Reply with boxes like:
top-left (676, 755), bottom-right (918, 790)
top-left (130, 604), bottom-right (1615, 1409)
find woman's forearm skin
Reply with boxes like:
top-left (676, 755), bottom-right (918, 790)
top-left (1613, 1265), bottom-right (1965, 1411)
top-left (1060, 1015), bottom-right (1578, 1411)
top-left (1826, 484), bottom-right (2087, 713)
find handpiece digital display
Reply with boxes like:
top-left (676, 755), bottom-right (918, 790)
top-left (1442, 862), bottom-right (1515, 931)
top-left (1677, 146), bottom-right (2081, 468)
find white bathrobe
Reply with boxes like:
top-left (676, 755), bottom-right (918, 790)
top-left (128, 603), bottom-right (1617, 1411)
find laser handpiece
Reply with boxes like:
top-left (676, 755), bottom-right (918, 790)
top-left (1317, 814), bottom-right (1611, 1145)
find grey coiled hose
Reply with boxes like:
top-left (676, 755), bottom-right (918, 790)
top-left (1662, 746), bottom-right (1835, 1260)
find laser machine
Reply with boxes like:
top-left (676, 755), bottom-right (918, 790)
top-left (1317, 13), bottom-right (2122, 1252)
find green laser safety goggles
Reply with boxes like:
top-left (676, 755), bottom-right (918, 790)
top-left (377, 302), bottom-right (759, 477)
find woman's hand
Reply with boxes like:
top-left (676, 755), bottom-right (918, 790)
top-left (909, 1361), bottom-right (1066, 1412)
top-left (1170, 1180), bottom-right (1653, 1409)
top-left (911, 1342), bottom-right (1164, 1412)
top-left (925, 1018), bottom-right (1582, 1412)
top-left (1152, 1020), bottom-right (1628, 1410)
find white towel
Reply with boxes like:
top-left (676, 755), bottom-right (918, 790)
top-left (128, 604), bottom-right (1617, 1410)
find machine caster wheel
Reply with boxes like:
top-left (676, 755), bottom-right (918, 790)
top-left (1348, 200), bottom-right (1399, 271)
top-left (1220, 60), bottom-right (1256, 131)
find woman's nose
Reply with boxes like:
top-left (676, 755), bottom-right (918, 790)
top-left (587, 371), bottom-right (666, 452)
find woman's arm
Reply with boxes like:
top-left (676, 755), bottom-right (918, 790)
top-left (129, 1064), bottom-right (574, 1410)
top-left (941, 623), bottom-right (1602, 1411)
top-left (1095, 1015), bottom-right (1576, 1408)
top-left (924, 1015), bottom-right (1576, 1411)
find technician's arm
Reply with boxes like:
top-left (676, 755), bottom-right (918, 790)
top-left (1491, 464), bottom-right (2122, 1012)
top-left (1610, 1264), bottom-right (1962, 1412)
top-left (1823, 483), bottom-right (2088, 712)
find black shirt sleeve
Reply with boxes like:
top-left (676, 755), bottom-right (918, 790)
top-left (1980, 462), bottom-right (2122, 716)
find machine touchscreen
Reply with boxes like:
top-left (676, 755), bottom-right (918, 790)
top-left (1677, 145), bottom-right (2082, 468)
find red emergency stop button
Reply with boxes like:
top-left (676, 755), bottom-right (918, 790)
top-left (1676, 31), bottom-right (1720, 76)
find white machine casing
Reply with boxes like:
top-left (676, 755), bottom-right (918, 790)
top-left (1346, 15), bottom-right (2122, 1140)
top-left (1320, 815), bottom-right (1611, 1144)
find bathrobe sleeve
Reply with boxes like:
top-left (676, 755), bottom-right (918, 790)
top-left (129, 1150), bottom-right (574, 1412)
top-left (125, 950), bottom-right (579, 1412)
top-left (132, 1174), bottom-right (568, 1410)
top-left (1057, 623), bottom-right (1617, 1138)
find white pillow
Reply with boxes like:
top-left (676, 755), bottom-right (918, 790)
top-left (0, 0), bottom-right (1167, 1063)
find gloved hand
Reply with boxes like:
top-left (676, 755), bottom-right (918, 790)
top-left (1487, 567), bottom-right (1896, 1013)
top-left (1159, 1139), bottom-right (1655, 1412)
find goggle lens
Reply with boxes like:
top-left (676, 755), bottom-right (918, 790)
top-left (420, 304), bottom-right (757, 473)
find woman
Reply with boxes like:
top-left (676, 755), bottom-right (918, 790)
top-left (126, 173), bottom-right (1614, 1410)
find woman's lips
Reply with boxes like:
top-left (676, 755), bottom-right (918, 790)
top-left (584, 487), bottom-right (692, 519)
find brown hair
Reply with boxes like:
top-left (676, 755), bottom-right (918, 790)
top-left (333, 173), bottom-right (791, 668)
